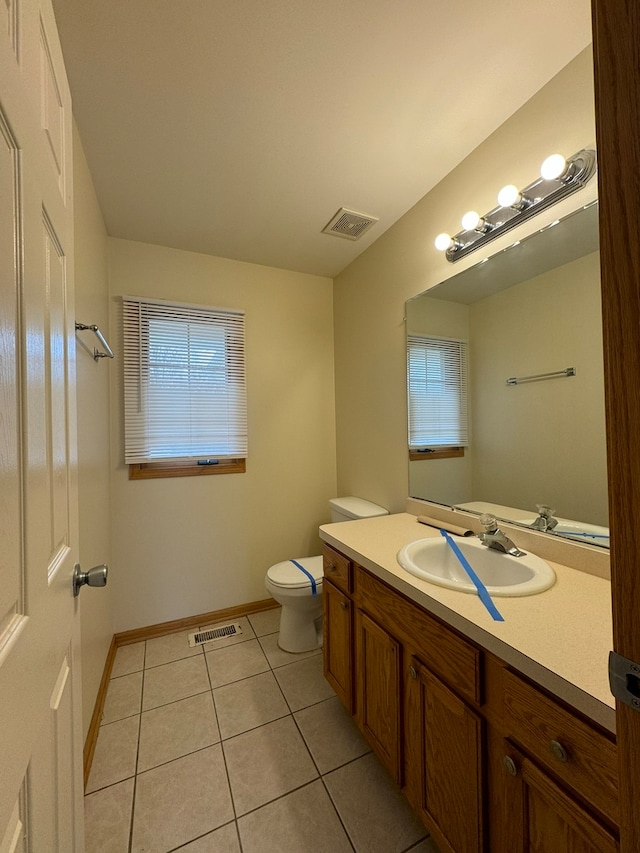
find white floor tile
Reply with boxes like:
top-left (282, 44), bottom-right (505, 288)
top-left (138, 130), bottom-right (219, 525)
top-left (85, 617), bottom-right (430, 853)
top-left (138, 692), bottom-right (220, 772)
top-left (223, 715), bottom-right (318, 815)
top-left (131, 745), bottom-right (233, 853)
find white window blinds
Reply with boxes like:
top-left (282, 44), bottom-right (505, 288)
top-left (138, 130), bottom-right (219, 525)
top-left (407, 335), bottom-right (469, 448)
top-left (122, 296), bottom-right (247, 464)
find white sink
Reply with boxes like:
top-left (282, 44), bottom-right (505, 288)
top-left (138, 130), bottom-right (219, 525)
top-left (553, 522), bottom-right (610, 547)
top-left (397, 536), bottom-right (556, 597)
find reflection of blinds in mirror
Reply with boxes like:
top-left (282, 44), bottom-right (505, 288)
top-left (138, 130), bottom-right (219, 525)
top-left (407, 335), bottom-right (469, 448)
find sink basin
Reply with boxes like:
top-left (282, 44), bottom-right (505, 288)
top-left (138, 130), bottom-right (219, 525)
top-left (397, 536), bottom-right (556, 597)
top-left (553, 522), bottom-right (610, 547)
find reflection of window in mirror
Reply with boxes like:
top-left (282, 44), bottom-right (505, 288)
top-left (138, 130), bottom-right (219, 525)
top-left (407, 335), bottom-right (468, 461)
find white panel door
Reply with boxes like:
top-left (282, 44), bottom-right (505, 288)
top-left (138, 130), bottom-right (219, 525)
top-left (0, 0), bottom-right (83, 850)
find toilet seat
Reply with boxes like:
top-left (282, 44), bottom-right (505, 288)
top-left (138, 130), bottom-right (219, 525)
top-left (266, 556), bottom-right (323, 590)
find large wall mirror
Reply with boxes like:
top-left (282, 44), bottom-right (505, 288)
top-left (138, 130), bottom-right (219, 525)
top-left (406, 201), bottom-right (609, 547)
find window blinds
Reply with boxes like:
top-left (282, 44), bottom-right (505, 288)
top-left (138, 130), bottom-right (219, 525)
top-left (122, 296), bottom-right (247, 464)
top-left (407, 335), bottom-right (469, 448)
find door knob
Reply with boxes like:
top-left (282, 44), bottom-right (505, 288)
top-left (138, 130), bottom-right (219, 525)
top-left (73, 563), bottom-right (108, 597)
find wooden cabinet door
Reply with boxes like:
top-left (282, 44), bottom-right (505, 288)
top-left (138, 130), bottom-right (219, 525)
top-left (414, 664), bottom-right (484, 853)
top-left (355, 609), bottom-right (403, 783)
top-left (323, 579), bottom-right (354, 712)
top-left (501, 744), bottom-right (619, 853)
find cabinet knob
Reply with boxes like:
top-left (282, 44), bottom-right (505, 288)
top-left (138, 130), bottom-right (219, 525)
top-left (503, 755), bottom-right (518, 777)
top-left (408, 665), bottom-right (418, 680)
top-left (327, 563), bottom-right (336, 572)
top-left (340, 600), bottom-right (348, 610)
top-left (549, 740), bottom-right (569, 762)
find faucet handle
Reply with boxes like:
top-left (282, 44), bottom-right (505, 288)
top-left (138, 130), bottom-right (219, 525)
top-left (536, 504), bottom-right (556, 519)
top-left (479, 513), bottom-right (498, 532)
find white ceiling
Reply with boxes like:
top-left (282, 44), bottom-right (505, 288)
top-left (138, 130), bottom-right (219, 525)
top-left (51, 0), bottom-right (592, 278)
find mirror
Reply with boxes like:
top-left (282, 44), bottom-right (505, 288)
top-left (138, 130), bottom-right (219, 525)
top-left (406, 202), bottom-right (609, 547)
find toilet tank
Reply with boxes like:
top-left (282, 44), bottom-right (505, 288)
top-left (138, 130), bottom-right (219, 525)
top-left (329, 496), bottom-right (389, 523)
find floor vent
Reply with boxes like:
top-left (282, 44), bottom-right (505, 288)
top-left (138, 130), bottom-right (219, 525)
top-left (322, 207), bottom-right (379, 241)
top-left (188, 622), bottom-right (243, 647)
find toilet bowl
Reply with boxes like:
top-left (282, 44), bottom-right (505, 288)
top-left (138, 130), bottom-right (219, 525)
top-left (265, 556), bottom-right (324, 653)
top-left (265, 496), bottom-right (388, 653)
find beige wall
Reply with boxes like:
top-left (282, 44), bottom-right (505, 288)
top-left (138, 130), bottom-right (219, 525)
top-left (73, 125), bottom-right (115, 738)
top-left (108, 239), bottom-right (336, 632)
top-left (333, 48), bottom-right (597, 513)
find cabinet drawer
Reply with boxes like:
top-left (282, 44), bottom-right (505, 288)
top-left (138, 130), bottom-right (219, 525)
top-left (503, 669), bottom-right (618, 825)
top-left (356, 566), bottom-right (482, 706)
top-left (323, 545), bottom-right (352, 594)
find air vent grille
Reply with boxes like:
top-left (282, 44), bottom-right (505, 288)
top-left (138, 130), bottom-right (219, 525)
top-left (322, 208), bottom-right (379, 241)
top-left (188, 622), bottom-right (243, 647)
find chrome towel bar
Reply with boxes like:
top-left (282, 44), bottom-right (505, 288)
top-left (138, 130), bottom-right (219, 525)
top-left (75, 322), bottom-right (115, 361)
top-left (506, 367), bottom-right (575, 386)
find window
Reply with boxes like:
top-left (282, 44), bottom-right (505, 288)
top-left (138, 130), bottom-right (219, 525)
top-left (407, 335), bottom-right (468, 459)
top-left (122, 296), bottom-right (247, 479)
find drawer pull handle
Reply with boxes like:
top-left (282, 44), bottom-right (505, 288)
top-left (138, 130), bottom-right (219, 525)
top-left (503, 755), bottom-right (518, 777)
top-left (340, 600), bottom-right (348, 610)
top-left (408, 665), bottom-right (418, 680)
top-left (549, 740), bottom-right (569, 762)
top-left (327, 563), bottom-right (336, 572)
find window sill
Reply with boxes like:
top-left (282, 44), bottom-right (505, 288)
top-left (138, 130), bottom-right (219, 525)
top-left (129, 459), bottom-right (246, 480)
top-left (409, 447), bottom-right (465, 461)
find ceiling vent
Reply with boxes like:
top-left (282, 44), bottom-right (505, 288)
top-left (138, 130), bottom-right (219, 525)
top-left (322, 208), bottom-right (379, 241)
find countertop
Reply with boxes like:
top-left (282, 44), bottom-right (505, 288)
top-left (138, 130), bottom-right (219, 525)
top-left (319, 512), bottom-right (615, 733)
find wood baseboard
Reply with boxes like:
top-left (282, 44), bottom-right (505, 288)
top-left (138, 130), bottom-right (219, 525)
top-left (83, 634), bottom-right (117, 789)
top-left (83, 597), bottom-right (279, 785)
top-left (114, 597), bottom-right (278, 646)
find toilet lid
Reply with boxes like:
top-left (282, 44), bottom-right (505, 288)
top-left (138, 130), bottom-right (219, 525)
top-left (267, 556), bottom-right (324, 589)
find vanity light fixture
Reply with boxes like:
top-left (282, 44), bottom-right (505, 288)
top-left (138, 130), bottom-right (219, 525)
top-left (497, 184), bottom-right (530, 210)
top-left (434, 232), bottom-right (456, 251)
top-left (434, 148), bottom-right (596, 263)
top-left (461, 210), bottom-right (485, 232)
top-left (540, 153), bottom-right (569, 181)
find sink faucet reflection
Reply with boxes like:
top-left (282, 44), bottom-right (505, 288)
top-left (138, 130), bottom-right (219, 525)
top-left (477, 514), bottom-right (526, 557)
top-left (530, 504), bottom-right (558, 532)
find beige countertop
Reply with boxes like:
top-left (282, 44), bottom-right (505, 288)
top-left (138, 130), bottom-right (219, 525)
top-left (319, 512), bottom-right (615, 733)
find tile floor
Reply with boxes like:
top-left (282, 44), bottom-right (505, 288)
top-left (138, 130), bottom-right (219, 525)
top-left (85, 608), bottom-right (441, 853)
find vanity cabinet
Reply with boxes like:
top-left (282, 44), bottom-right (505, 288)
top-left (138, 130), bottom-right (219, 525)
top-left (322, 545), bottom-right (355, 712)
top-left (498, 669), bottom-right (619, 852)
top-left (355, 565), bottom-right (484, 853)
top-left (500, 745), bottom-right (618, 853)
top-left (354, 608), bottom-right (402, 783)
top-left (322, 542), bottom-right (620, 853)
top-left (407, 659), bottom-right (484, 853)
top-left (323, 578), bottom-right (354, 712)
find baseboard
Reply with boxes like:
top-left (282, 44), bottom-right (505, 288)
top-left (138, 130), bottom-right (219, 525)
top-left (83, 634), bottom-right (117, 789)
top-left (114, 597), bottom-right (278, 646)
top-left (83, 596), bottom-right (279, 785)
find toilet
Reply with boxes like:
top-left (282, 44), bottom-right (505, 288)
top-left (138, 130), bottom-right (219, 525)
top-left (265, 497), bottom-right (388, 653)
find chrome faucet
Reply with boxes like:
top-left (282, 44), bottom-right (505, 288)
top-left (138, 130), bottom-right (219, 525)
top-left (530, 504), bottom-right (558, 532)
top-left (477, 514), bottom-right (526, 557)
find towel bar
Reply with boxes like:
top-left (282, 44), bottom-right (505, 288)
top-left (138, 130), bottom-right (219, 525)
top-left (75, 322), bottom-right (114, 361)
top-left (506, 367), bottom-right (575, 386)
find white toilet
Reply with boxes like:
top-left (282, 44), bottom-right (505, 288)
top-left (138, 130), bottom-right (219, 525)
top-left (265, 497), bottom-right (388, 653)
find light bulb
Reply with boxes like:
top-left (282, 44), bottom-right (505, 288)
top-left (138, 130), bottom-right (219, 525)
top-left (540, 153), bottom-right (567, 181)
top-left (461, 210), bottom-right (481, 231)
top-left (497, 184), bottom-right (521, 208)
top-left (434, 233), bottom-right (453, 252)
